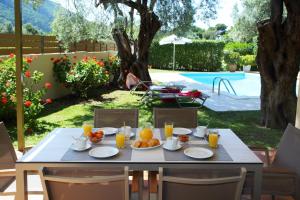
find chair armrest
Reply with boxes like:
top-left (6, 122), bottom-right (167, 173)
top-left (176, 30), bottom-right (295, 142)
top-left (263, 167), bottom-right (296, 175)
top-left (248, 146), bottom-right (271, 166)
top-left (0, 169), bottom-right (16, 177)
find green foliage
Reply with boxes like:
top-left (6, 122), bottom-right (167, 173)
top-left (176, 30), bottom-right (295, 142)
top-left (225, 42), bottom-right (255, 56)
top-left (51, 9), bottom-right (112, 48)
top-left (230, 0), bottom-right (271, 42)
top-left (0, 0), bottom-right (62, 33)
top-left (66, 57), bottom-right (110, 98)
top-left (52, 55), bottom-right (119, 98)
top-left (149, 40), bottom-right (225, 71)
top-left (0, 22), bottom-right (14, 33)
top-left (52, 56), bottom-right (72, 84)
top-left (241, 55), bottom-right (256, 66)
top-left (0, 54), bottom-right (52, 129)
top-left (23, 23), bottom-right (41, 35)
top-left (157, 0), bottom-right (195, 34)
top-left (223, 51), bottom-right (240, 65)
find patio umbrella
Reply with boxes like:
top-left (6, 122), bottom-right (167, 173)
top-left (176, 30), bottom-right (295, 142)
top-left (159, 34), bottom-right (192, 70)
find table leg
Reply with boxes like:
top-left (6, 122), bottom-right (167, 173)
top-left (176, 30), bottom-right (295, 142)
top-left (138, 171), bottom-right (143, 200)
top-left (16, 165), bottom-right (27, 200)
top-left (252, 166), bottom-right (262, 200)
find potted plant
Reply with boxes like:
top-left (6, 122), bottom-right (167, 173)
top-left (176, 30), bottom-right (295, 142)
top-left (224, 51), bottom-right (240, 72)
top-left (241, 55), bottom-right (256, 72)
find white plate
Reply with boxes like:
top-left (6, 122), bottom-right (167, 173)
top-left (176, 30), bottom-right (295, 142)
top-left (173, 128), bottom-right (192, 135)
top-left (89, 146), bottom-right (119, 158)
top-left (184, 147), bottom-right (214, 159)
top-left (163, 143), bottom-right (182, 151)
top-left (131, 140), bottom-right (163, 150)
top-left (70, 143), bottom-right (92, 151)
top-left (98, 127), bottom-right (118, 136)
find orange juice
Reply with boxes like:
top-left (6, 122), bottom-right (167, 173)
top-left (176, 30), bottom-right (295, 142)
top-left (208, 133), bottom-right (219, 148)
top-left (116, 133), bottom-right (125, 148)
top-left (164, 122), bottom-right (173, 139)
top-left (83, 123), bottom-right (93, 137)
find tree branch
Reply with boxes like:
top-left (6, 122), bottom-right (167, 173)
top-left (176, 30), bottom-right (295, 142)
top-left (142, 0), bottom-right (147, 6)
top-left (150, 0), bottom-right (157, 10)
top-left (271, 0), bottom-right (283, 23)
top-left (95, 0), bottom-right (144, 12)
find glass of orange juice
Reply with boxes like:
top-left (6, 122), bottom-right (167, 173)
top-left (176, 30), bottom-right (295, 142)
top-left (208, 131), bottom-right (219, 148)
top-left (164, 121), bottom-right (173, 139)
top-left (116, 133), bottom-right (125, 148)
top-left (82, 122), bottom-right (93, 137)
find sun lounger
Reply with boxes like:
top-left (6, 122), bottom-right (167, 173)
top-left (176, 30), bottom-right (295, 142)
top-left (143, 90), bottom-right (209, 108)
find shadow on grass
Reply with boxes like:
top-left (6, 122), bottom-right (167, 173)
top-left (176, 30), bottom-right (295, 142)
top-left (40, 88), bottom-right (118, 118)
top-left (7, 120), bottom-right (58, 141)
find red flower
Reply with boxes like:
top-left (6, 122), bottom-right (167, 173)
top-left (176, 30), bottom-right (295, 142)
top-left (24, 100), bottom-right (32, 108)
top-left (97, 61), bottom-right (105, 67)
top-left (0, 58), bottom-right (3, 63)
top-left (45, 98), bottom-right (52, 104)
top-left (24, 70), bottom-right (31, 78)
top-left (54, 58), bottom-right (60, 64)
top-left (1, 97), bottom-right (8, 105)
top-left (93, 56), bottom-right (97, 60)
top-left (73, 56), bottom-right (77, 59)
top-left (44, 82), bottom-right (52, 89)
top-left (26, 57), bottom-right (33, 64)
top-left (9, 53), bottom-right (14, 58)
top-left (82, 56), bottom-right (89, 62)
top-left (1, 92), bottom-right (7, 97)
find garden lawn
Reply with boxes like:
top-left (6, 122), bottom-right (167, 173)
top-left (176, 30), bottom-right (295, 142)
top-left (10, 90), bottom-right (282, 148)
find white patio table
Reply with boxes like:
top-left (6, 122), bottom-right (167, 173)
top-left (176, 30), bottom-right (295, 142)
top-left (16, 128), bottom-right (262, 200)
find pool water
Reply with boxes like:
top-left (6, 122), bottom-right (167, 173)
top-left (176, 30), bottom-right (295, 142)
top-left (180, 72), bottom-right (261, 97)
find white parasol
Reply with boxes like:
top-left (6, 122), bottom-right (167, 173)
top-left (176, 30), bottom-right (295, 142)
top-left (159, 34), bottom-right (192, 70)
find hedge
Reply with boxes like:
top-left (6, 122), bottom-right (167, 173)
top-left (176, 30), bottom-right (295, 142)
top-left (224, 42), bottom-right (255, 56)
top-left (149, 40), bottom-right (225, 71)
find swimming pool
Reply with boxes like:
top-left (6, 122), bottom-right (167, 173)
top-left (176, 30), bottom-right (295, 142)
top-left (180, 72), bottom-right (261, 97)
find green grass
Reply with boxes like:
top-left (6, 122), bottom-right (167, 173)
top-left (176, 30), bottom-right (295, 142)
top-left (9, 89), bottom-right (282, 148)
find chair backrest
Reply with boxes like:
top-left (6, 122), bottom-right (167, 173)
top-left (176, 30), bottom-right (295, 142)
top-left (0, 122), bottom-right (17, 192)
top-left (94, 109), bottom-right (139, 128)
top-left (158, 167), bottom-right (246, 200)
top-left (39, 166), bottom-right (129, 200)
top-left (272, 124), bottom-right (300, 177)
top-left (153, 108), bottom-right (198, 128)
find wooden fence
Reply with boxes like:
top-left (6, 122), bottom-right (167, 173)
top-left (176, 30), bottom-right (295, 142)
top-left (0, 34), bottom-right (116, 55)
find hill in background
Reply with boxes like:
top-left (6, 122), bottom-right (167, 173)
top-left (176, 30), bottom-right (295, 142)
top-left (0, 0), bottom-right (62, 33)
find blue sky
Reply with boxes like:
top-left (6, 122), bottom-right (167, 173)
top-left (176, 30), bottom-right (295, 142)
top-left (52, 0), bottom-right (238, 28)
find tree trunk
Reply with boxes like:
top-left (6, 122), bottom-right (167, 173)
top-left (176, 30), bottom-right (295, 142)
top-left (112, 9), bottom-right (161, 87)
top-left (257, 0), bottom-right (300, 129)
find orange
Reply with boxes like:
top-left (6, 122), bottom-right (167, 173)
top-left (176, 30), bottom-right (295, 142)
top-left (87, 132), bottom-right (92, 137)
top-left (139, 128), bottom-right (153, 141)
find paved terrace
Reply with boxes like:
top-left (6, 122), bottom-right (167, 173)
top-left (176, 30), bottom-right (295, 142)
top-left (150, 72), bottom-right (260, 112)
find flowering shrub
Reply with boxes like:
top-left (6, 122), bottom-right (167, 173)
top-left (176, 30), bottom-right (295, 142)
top-left (52, 55), bottom-right (119, 98)
top-left (52, 55), bottom-right (72, 84)
top-left (105, 55), bottom-right (120, 75)
top-left (66, 56), bottom-right (110, 97)
top-left (0, 54), bottom-right (52, 129)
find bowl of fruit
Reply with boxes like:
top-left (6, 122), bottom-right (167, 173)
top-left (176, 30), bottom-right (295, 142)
top-left (88, 130), bottom-right (104, 144)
